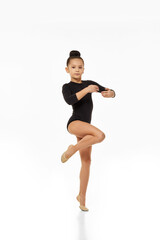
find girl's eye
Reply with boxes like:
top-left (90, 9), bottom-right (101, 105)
top-left (72, 67), bottom-right (82, 69)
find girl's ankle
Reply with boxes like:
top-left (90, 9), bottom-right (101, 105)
top-left (79, 193), bottom-right (86, 198)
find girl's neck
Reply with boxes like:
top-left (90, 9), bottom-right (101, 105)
top-left (70, 77), bottom-right (82, 84)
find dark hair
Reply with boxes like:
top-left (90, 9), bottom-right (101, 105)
top-left (66, 50), bottom-right (84, 66)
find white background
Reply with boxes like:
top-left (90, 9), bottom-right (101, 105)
top-left (0, 0), bottom-right (160, 239)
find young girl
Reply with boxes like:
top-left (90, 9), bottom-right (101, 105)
top-left (61, 50), bottom-right (116, 211)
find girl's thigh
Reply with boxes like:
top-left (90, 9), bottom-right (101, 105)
top-left (68, 120), bottom-right (105, 139)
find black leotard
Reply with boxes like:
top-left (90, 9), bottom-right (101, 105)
top-left (62, 80), bottom-right (110, 132)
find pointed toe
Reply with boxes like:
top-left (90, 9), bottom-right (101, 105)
top-left (61, 152), bottom-right (68, 163)
top-left (61, 144), bottom-right (74, 163)
top-left (79, 205), bottom-right (89, 211)
top-left (76, 194), bottom-right (89, 211)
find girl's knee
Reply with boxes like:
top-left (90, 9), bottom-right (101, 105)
top-left (97, 132), bottom-right (105, 142)
top-left (81, 158), bottom-right (91, 166)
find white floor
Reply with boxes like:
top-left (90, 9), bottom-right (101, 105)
top-left (0, 139), bottom-right (160, 240)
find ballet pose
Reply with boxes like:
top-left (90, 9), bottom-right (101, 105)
top-left (61, 50), bottom-right (116, 211)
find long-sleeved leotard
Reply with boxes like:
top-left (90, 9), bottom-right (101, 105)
top-left (62, 80), bottom-right (115, 132)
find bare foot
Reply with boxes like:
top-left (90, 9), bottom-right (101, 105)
top-left (65, 144), bottom-right (75, 159)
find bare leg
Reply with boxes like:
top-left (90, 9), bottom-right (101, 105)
top-left (65, 134), bottom-right (101, 159)
top-left (77, 136), bottom-right (92, 206)
top-left (64, 120), bottom-right (106, 206)
top-left (79, 161), bottom-right (91, 205)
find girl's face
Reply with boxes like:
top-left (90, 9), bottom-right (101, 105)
top-left (65, 58), bottom-right (84, 79)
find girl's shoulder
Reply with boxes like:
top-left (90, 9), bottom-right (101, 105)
top-left (63, 80), bottom-right (88, 86)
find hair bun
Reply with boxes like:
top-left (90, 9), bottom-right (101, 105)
top-left (69, 50), bottom-right (81, 57)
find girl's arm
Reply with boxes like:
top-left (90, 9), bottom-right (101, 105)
top-left (75, 88), bottom-right (89, 101)
top-left (62, 84), bottom-right (89, 105)
top-left (101, 88), bottom-right (116, 98)
top-left (87, 80), bottom-right (115, 97)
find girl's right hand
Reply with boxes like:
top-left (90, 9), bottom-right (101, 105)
top-left (87, 85), bottom-right (99, 93)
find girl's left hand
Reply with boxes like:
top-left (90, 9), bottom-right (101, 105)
top-left (101, 89), bottom-right (113, 98)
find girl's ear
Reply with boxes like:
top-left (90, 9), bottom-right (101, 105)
top-left (65, 67), bottom-right (69, 73)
